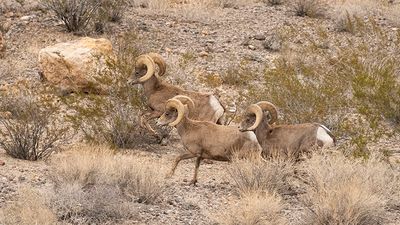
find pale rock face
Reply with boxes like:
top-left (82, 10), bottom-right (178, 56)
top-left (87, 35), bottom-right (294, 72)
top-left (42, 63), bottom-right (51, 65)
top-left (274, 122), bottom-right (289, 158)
top-left (38, 37), bottom-right (114, 93)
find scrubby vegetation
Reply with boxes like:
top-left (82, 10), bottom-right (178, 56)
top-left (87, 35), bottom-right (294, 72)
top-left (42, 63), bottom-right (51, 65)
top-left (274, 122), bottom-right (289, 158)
top-left (42, 0), bottom-right (127, 33)
top-left (244, 19), bottom-right (400, 155)
top-left (299, 152), bottom-right (400, 225)
top-left (1, 0), bottom-right (400, 224)
top-left (0, 89), bottom-right (68, 161)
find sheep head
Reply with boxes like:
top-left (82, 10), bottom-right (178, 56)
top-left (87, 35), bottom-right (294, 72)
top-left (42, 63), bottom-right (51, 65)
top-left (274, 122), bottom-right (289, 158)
top-left (239, 101), bottom-right (278, 131)
top-left (128, 53), bottom-right (166, 85)
top-left (158, 95), bottom-right (194, 127)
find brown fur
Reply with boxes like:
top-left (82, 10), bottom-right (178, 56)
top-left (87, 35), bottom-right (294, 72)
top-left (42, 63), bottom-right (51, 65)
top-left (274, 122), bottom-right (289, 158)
top-left (158, 100), bottom-right (261, 185)
top-left (240, 110), bottom-right (336, 160)
top-left (131, 56), bottom-right (225, 138)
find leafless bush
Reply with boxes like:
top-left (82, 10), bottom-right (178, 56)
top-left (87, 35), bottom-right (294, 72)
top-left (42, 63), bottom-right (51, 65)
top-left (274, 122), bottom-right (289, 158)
top-left (0, 91), bottom-right (68, 161)
top-left (0, 189), bottom-right (57, 225)
top-left (293, 0), bottom-right (327, 18)
top-left (212, 192), bottom-right (287, 225)
top-left (265, 0), bottom-right (284, 6)
top-left (299, 152), bottom-right (400, 225)
top-left (42, 0), bottom-right (100, 32)
top-left (227, 156), bottom-right (295, 196)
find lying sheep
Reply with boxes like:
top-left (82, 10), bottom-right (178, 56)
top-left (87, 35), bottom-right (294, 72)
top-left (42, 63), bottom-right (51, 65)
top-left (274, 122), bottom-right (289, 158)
top-left (128, 53), bottom-right (225, 139)
top-left (157, 96), bottom-right (261, 185)
top-left (239, 101), bottom-right (336, 159)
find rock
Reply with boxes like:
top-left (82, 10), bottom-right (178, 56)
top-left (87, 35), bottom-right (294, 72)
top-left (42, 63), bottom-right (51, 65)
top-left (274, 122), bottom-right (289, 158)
top-left (248, 45), bottom-right (256, 50)
top-left (0, 160), bottom-right (5, 166)
top-left (38, 37), bottom-right (114, 93)
top-left (0, 32), bottom-right (5, 58)
top-left (253, 34), bottom-right (266, 41)
top-left (263, 34), bottom-right (282, 52)
top-left (199, 51), bottom-right (209, 57)
top-left (20, 15), bottom-right (35, 21)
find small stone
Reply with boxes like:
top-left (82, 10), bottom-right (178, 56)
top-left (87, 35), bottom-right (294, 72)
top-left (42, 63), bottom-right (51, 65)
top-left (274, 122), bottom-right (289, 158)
top-left (18, 176), bottom-right (26, 182)
top-left (199, 51), bottom-right (209, 57)
top-left (20, 15), bottom-right (35, 21)
top-left (248, 45), bottom-right (256, 50)
top-left (254, 34), bottom-right (266, 40)
top-left (0, 160), bottom-right (5, 166)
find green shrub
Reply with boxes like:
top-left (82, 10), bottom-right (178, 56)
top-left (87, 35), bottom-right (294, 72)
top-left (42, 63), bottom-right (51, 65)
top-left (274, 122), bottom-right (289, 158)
top-left (245, 20), bottom-right (400, 154)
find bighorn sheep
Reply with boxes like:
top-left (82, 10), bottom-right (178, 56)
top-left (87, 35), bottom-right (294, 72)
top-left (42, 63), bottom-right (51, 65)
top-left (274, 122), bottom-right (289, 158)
top-left (128, 53), bottom-right (225, 139)
top-left (239, 101), bottom-right (336, 159)
top-left (157, 96), bottom-right (261, 185)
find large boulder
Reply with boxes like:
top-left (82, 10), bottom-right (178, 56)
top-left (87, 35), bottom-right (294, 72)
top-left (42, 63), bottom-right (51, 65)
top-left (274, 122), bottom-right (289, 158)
top-left (38, 37), bottom-right (114, 94)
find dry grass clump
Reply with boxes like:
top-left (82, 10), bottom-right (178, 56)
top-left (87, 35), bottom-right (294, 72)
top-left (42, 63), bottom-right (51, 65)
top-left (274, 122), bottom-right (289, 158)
top-left (212, 192), bottom-right (287, 225)
top-left (299, 152), bottom-right (400, 225)
top-left (0, 189), bottom-right (57, 225)
top-left (48, 145), bottom-right (165, 223)
top-left (222, 60), bottom-right (256, 87)
top-left (227, 156), bottom-right (295, 196)
top-left (327, 0), bottom-right (400, 31)
top-left (0, 90), bottom-right (68, 161)
top-left (292, 0), bottom-right (328, 18)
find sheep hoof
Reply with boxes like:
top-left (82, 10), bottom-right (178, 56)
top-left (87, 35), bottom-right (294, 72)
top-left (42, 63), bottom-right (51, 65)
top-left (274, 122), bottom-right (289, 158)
top-left (189, 179), bottom-right (198, 186)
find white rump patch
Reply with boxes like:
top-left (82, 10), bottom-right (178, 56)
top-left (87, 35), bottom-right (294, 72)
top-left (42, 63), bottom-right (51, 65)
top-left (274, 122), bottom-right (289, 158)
top-left (209, 95), bottom-right (224, 122)
top-left (317, 127), bottom-right (334, 147)
top-left (246, 131), bottom-right (258, 143)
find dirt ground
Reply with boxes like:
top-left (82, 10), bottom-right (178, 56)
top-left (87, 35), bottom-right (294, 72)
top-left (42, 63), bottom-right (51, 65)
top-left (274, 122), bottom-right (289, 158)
top-left (1, 0), bottom-right (400, 224)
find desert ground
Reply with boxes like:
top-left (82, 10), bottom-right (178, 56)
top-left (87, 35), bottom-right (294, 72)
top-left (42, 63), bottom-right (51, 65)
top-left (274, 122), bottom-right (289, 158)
top-left (0, 0), bottom-right (400, 224)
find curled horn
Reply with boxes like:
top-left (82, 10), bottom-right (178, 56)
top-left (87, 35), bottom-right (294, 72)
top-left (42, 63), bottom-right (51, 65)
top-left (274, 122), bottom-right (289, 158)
top-left (147, 53), bottom-right (166, 76)
top-left (246, 104), bottom-right (263, 131)
top-left (136, 55), bottom-right (156, 82)
top-left (256, 101), bottom-right (278, 124)
top-left (166, 99), bottom-right (185, 127)
top-left (172, 95), bottom-right (195, 112)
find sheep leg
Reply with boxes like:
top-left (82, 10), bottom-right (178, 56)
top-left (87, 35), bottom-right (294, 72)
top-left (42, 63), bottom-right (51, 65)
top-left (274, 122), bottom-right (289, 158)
top-left (166, 152), bottom-right (196, 178)
top-left (140, 111), bottom-right (163, 138)
top-left (190, 157), bottom-right (202, 186)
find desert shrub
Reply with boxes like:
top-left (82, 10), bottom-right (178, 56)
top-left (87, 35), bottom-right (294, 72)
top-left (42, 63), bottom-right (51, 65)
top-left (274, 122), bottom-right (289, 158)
top-left (0, 90), bottom-right (68, 161)
top-left (42, 0), bottom-right (100, 32)
top-left (0, 189), bottom-right (57, 225)
top-left (292, 0), bottom-right (327, 18)
top-left (212, 192), bottom-right (287, 225)
top-left (199, 72), bottom-right (224, 88)
top-left (42, 0), bottom-right (127, 33)
top-left (246, 20), bottom-right (400, 153)
top-left (299, 152), bottom-right (400, 225)
top-left (265, 0), bottom-right (284, 6)
top-left (227, 157), bottom-right (295, 196)
top-left (222, 60), bottom-right (256, 87)
top-left (48, 145), bottom-right (165, 223)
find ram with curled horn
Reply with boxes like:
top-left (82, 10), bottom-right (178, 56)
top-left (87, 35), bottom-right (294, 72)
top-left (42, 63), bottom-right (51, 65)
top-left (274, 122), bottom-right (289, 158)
top-left (128, 53), bottom-right (225, 140)
top-left (157, 95), bottom-right (262, 185)
top-left (239, 101), bottom-right (336, 159)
